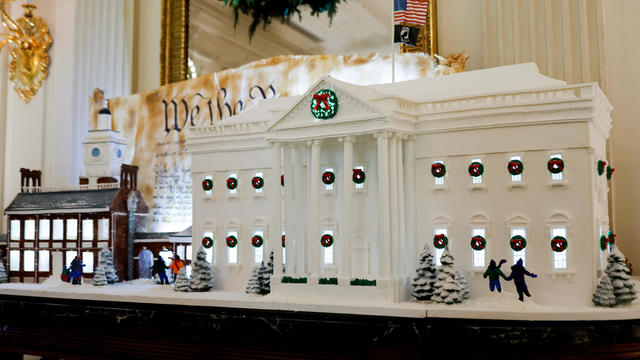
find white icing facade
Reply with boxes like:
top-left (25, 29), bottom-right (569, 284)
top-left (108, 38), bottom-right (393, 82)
top-left (187, 63), bottom-right (612, 306)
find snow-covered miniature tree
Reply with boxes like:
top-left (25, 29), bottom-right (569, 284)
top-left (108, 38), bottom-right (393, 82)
top-left (410, 243), bottom-right (437, 300)
top-left (173, 267), bottom-right (190, 292)
top-left (92, 265), bottom-right (108, 286)
top-left (257, 261), bottom-right (270, 295)
top-left (190, 247), bottom-right (213, 292)
top-left (245, 266), bottom-right (261, 294)
top-left (605, 245), bottom-right (637, 305)
top-left (431, 247), bottom-right (463, 304)
top-left (455, 270), bottom-right (470, 300)
top-left (592, 275), bottom-right (616, 307)
top-left (98, 247), bottom-right (119, 284)
top-left (0, 262), bottom-right (8, 283)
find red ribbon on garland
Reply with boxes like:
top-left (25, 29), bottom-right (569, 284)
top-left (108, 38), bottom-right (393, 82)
top-left (313, 93), bottom-right (330, 110)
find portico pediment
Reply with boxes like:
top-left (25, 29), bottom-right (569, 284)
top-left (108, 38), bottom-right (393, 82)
top-left (266, 77), bottom-right (390, 141)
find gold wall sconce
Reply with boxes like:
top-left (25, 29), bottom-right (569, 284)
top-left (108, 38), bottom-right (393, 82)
top-left (1, 0), bottom-right (52, 103)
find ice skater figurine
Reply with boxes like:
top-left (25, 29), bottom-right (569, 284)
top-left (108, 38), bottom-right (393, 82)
top-left (483, 259), bottom-right (509, 292)
top-left (506, 259), bottom-right (537, 301)
top-left (69, 256), bottom-right (85, 285)
top-left (167, 255), bottom-right (185, 282)
top-left (151, 257), bottom-right (169, 284)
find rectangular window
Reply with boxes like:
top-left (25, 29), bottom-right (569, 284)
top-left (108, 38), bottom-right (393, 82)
top-left (323, 168), bottom-right (334, 191)
top-left (433, 161), bottom-right (445, 185)
top-left (254, 231), bottom-right (264, 264)
top-left (229, 173), bottom-right (238, 194)
top-left (552, 227), bottom-right (568, 269)
top-left (23, 250), bottom-right (35, 271)
top-left (66, 219), bottom-right (78, 240)
top-left (52, 219), bottom-right (64, 240)
top-left (38, 250), bottom-right (50, 272)
top-left (203, 231), bottom-right (214, 264)
top-left (354, 165), bottom-right (365, 189)
top-left (254, 172), bottom-right (264, 193)
top-left (471, 158), bottom-right (483, 184)
top-left (282, 231), bottom-right (286, 265)
top-left (511, 228), bottom-right (526, 266)
top-left (65, 250), bottom-right (78, 268)
top-left (599, 226), bottom-right (605, 268)
top-left (510, 156), bottom-right (522, 182)
top-left (472, 227), bottom-right (486, 268)
top-left (9, 250), bottom-right (20, 271)
top-left (186, 245), bottom-right (193, 261)
top-left (434, 228), bottom-right (448, 266)
top-left (24, 220), bottom-right (35, 240)
top-left (98, 219), bottom-right (109, 240)
top-left (323, 230), bottom-right (334, 265)
top-left (204, 175), bottom-right (213, 196)
top-left (83, 252), bottom-right (94, 273)
top-left (227, 231), bottom-right (238, 264)
top-left (550, 153), bottom-right (563, 181)
top-left (10, 220), bottom-right (20, 240)
top-left (176, 245), bottom-right (185, 260)
top-left (39, 219), bottom-right (50, 240)
top-left (82, 219), bottom-right (94, 241)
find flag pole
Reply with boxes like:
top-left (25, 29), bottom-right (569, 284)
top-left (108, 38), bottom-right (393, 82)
top-left (391, 0), bottom-right (395, 83)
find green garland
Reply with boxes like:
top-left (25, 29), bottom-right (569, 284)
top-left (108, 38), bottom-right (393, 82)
top-left (319, 277), bottom-right (338, 285)
top-left (282, 276), bottom-right (307, 284)
top-left (218, 0), bottom-right (345, 38)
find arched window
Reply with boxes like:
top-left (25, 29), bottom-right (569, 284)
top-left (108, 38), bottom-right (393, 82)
top-left (251, 218), bottom-right (268, 264)
top-left (547, 213), bottom-right (571, 270)
top-left (202, 219), bottom-right (218, 264)
top-left (507, 215), bottom-right (530, 266)
top-left (469, 214), bottom-right (490, 268)
top-left (226, 219), bottom-right (242, 265)
top-left (432, 216), bottom-right (452, 267)
top-left (320, 217), bottom-right (337, 266)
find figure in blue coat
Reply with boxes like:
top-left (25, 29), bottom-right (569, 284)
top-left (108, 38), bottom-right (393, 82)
top-left (69, 256), bottom-right (85, 285)
top-left (506, 259), bottom-right (537, 301)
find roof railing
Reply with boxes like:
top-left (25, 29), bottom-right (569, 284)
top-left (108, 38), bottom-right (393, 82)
top-left (21, 182), bottom-right (120, 193)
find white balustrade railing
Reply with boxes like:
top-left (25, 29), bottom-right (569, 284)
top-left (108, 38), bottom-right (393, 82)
top-left (21, 182), bottom-right (120, 193)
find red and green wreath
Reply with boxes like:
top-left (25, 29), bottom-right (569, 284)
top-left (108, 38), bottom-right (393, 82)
top-left (321, 234), bottom-right (334, 247)
top-left (597, 160), bottom-right (607, 176)
top-left (470, 235), bottom-right (486, 251)
top-left (310, 89), bottom-right (338, 119)
top-left (608, 231), bottom-right (616, 246)
top-left (433, 234), bottom-right (448, 249)
top-left (550, 236), bottom-right (568, 252)
top-left (353, 168), bottom-right (365, 184)
top-left (431, 163), bottom-right (446, 178)
top-left (226, 177), bottom-right (238, 190)
top-left (508, 160), bottom-right (524, 176)
top-left (252, 176), bottom-right (264, 189)
top-left (251, 235), bottom-right (264, 248)
top-left (606, 165), bottom-right (615, 180)
top-left (281, 174), bottom-right (284, 187)
top-left (282, 234), bottom-right (286, 247)
top-left (202, 236), bottom-right (213, 249)
top-left (322, 171), bottom-right (335, 185)
top-left (225, 235), bottom-right (238, 248)
top-left (468, 162), bottom-right (484, 177)
top-left (547, 158), bottom-right (564, 174)
top-left (202, 178), bottom-right (213, 191)
top-left (510, 235), bottom-right (527, 251)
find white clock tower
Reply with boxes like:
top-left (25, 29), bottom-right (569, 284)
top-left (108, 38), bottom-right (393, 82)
top-left (82, 106), bottom-right (127, 185)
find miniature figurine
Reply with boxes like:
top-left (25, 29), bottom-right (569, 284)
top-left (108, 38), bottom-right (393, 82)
top-left (506, 259), bottom-right (537, 301)
top-left (168, 255), bottom-right (185, 282)
top-left (151, 257), bottom-right (170, 285)
top-left (483, 259), bottom-right (509, 293)
top-left (69, 256), bottom-right (85, 285)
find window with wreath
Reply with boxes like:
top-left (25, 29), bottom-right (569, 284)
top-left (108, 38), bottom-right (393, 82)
top-left (551, 227), bottom-right (568, 269)
top-left (202, 231), bottom-right (214, 263)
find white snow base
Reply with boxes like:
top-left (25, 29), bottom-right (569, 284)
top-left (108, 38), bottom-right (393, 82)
top-left (0, 277), bottom-right (639, 321)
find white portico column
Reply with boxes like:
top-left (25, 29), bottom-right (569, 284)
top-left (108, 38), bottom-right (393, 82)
top-left (293, 146), bottom-right (307, 275)
top-left (272, 142), bottom-right (283, 276)
top-left (404, 136), bottom-right (416, 275)
top-left (389, 134), bottom-right (399, 278)
top-left (340, 136), bottom-right (354, 284)
top-left (309, 139), bottom-right (322, 281)
top-left (284, 145), bottom-right (295, 274)
top-left (397, 136), bottom-right (407, 277)
top-left (375, 131), bottom-right (391, 279)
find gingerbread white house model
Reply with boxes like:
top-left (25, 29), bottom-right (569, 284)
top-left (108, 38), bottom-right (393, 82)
top-left (187, 63), bottom-right (613, 306)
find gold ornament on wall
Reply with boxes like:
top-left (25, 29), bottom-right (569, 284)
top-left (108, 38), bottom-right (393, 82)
top-left (0, 1), bottom-right (52, 103)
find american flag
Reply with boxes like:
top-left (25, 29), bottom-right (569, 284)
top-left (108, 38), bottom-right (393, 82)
top-left (394, 0), bottom-right (429, 26)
